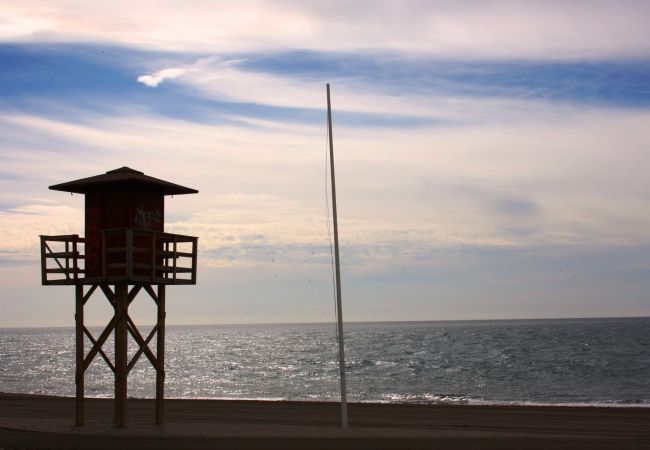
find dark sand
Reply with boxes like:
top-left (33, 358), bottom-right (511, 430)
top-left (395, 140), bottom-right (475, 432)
top-left (1, 393), bottom-right (649, 449)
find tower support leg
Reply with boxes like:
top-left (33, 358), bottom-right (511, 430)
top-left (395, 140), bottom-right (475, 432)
top-left (114, 284), bottom-right (128, 427)
top-left (75, 284), bottom-right (84, 426)
top-left (155, 284), bottom-right (166, 424)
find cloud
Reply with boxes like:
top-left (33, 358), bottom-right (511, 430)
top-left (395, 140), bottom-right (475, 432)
top-left (0, 202), bottom-right (83, 262)
top-left (136, 55), bottom-right (234, 88)
top-left (3, 102), bottom-right (650, 269)
top-left (137, 54), bottom-right (611, 127)
top-left (493, 198), bottom-right (539, 217)
top-left (3, 101), bottom-right (650, 323)
top-left (137, 67), bottom-right (187, 87)
top-left (3, 1), bottom-right (650, 59)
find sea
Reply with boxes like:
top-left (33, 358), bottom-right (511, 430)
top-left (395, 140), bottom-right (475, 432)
top-left (1, 317), bottom-right (649, 407)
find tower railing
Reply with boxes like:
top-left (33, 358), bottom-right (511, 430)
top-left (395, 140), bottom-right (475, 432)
top-left (101, 228), bottom-right (197, 284)
top-left (40, 234), bottom-right (85, 285)
top-left (40, 229), bottom-right (197, 285)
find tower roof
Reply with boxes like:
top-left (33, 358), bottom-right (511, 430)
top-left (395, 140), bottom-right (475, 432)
top-left (49, 167), bottom-right (198, 195)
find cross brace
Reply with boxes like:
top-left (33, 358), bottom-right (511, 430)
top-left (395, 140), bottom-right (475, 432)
top-left (74, 283), bottom-right (166, 427)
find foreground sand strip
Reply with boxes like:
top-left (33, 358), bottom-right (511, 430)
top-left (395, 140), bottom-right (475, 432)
top-left (1, 394), bottom-right (649, 449)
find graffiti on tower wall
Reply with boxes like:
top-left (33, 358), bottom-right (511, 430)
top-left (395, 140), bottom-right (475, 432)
top-left (134, 203), bottom-right (161, 231)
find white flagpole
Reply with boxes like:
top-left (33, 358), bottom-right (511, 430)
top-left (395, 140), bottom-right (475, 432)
top-left (327, 83), bottom-right (348, 429)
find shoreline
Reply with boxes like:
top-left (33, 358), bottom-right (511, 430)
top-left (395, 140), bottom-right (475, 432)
top-left (4, 391), bottom-right (649, 409)
top-left (1, 393), bottom-right (649, 449)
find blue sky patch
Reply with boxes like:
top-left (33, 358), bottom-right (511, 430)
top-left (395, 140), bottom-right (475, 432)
top-left (2, 43), bottom-right (650, 129)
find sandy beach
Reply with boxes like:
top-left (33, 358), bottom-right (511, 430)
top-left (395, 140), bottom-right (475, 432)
top-left (0, 393), bottom-right (648, 449)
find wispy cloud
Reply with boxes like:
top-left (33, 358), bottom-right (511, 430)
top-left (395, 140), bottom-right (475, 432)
top-left (3, 44), bottom-right (648, 132)
top-left (136, 55), bottom-right (238, 87)
top-left (3, 104), bottom-right (650, 268)
top-left (136, 54), bottom-right (630, 126)
top-left (137, 67), bottom-right (187, 87)
top-left (0, 202), bottom-right (83, 262)
top-left (3, 1), bottom-right (650, 59)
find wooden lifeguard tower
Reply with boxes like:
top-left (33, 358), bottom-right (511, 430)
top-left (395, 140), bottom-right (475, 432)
top-left (39, 167), bottom-right (198, 427)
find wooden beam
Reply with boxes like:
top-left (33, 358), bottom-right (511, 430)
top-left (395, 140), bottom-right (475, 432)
top-left (40, 237), bottom-right (47, 285)
top-left (143, 285), bottom-right (159, 305)
top-left (44, 251), bottom-right (82, 258)
top-left (82, 316), bottom-right (117, 372)
top-left (65, 240), bottom-right (70, 280)
top-left (172, 236), bottom-right (177, 281)
top-left (126, 316), bottom-right (158, 368)
top-left (82, 284), bottom-right (98, 306)
top-left (126, 323), bottom-right (159, 373)
top-left (45, 267), bottom-right (83, 274)
top-left (75, 284), bottom-right (84, 426)
top-left (39, 234), bottom-right (81, 241)
top-left (114, 284), bottom-right (128, 427)
top-left (127, 284), bottom-right (142, 305)
top-left (83, 326), bottom-right (115, 373)
top-left (191, 238), bottom-right (198, 284)
top-left (100, 284), bottom-right (116, 307)
top-left (156, 284), bottom-right (166, 425)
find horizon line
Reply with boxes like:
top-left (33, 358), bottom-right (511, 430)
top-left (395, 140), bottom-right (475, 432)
top-left (2, 315), bottom-right (649, 330)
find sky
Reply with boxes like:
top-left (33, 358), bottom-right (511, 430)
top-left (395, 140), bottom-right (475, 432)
top-left (1, 0), bottom-right (650, 327)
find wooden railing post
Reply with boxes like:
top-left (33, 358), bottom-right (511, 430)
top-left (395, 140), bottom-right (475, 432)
top-left (191, 237), bottom-right (198, 284)
top-left (40, 236), bottom-right (47, 285)
top-left (73, 238), bottom-right (78, 282)
top-left (65, 240), bottom-right (70, 280)
top-left (172, 236), bottom-right (177, 282)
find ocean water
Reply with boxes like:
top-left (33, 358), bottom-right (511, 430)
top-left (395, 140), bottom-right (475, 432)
top-left (0, 318), bottom-right (649, 407)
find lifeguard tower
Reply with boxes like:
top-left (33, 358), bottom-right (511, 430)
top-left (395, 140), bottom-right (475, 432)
top-left (39, 167), bottom-right (198, 427)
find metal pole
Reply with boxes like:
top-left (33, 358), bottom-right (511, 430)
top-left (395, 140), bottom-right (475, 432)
top-left (327, 83), bottom-right (348, 429)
